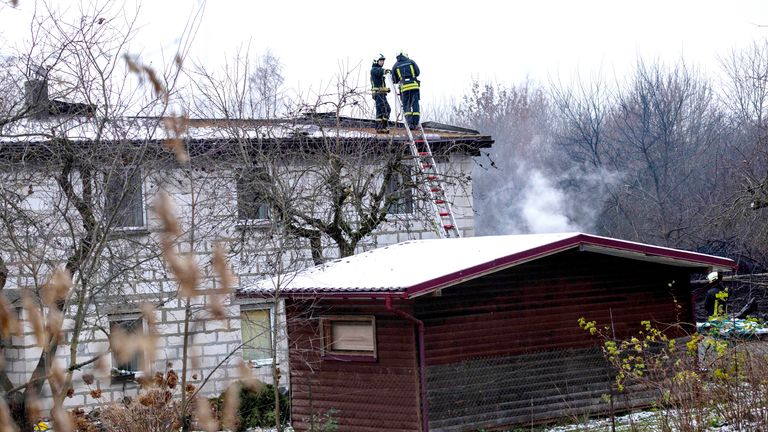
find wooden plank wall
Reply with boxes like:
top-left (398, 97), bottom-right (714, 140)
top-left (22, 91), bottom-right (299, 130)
top-left (286, 299), bottom-right (422, 432)
top-left (415, 250), bottom-right (694, 431)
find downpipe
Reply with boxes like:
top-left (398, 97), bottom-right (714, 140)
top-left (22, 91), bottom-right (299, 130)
top-left (385, 296), bottom-right (429, 432)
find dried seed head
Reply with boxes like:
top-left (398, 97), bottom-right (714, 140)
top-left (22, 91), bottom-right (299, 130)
top-left (209, 243), bottom-right (235, 320)
top-left (174, 255), bottom-right (201, 299)
top-left (163, 114), bottom-right (190, 163)
top-left (42, 267), bottom-right (72, 307)
top-left (22, 294), bottom-right (46, 347)
top-left (95, 354), bottom-right (110, 378)
top-left (45, 309), bottom-right (64, 345)
top-left (82, 373), bottom-right (95, 385)
top-left (49, 361), bottom-right (66, 389)
top-left (213, 243), bottom-right (235, 292)
top-left (110, 327), bottom-right (139, 364)
top-left (0, 295), bottom-right (21, 339)
top-left (190, 346), bottom-right (202, 368)
top-left (166, 369), bottom-right (178, 389)
top-left (221, 383), bottom-right (240, 431)
top-left (154, 191), bottom-right (182, 236)
top-left (25, 397), bottom-right (41, 424)
top-left (193, 397), bottom-right (218, 432)
top-left (0, 397), bottom-right (19, 432)
top-left (51, 406), bottom-right (73, 432)
top-left (237, 361), bottom-right (263, 392)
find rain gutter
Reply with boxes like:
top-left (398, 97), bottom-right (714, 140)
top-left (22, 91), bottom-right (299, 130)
top-left (385, 296), bottom-right (429, 432)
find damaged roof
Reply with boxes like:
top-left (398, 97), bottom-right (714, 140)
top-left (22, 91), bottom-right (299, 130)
top-left (0, 113), bottom-right (493, 157)
top-left (240, 232), bottom-right (737, 299)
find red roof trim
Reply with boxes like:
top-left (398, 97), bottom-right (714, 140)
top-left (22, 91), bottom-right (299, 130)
top-left (581, 234), bottom-right (737, 269)
top-left (241, 233), bottom-right (736, 300)
top-left (404, 233), bottom-right (736, 299)
top-left (404, 236), bottom-right (581, 298)
top-left (239, 291), bottom-right (406, 299)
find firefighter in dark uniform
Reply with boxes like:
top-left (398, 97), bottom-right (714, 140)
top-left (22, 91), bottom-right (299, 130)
top-left (391, 51), bottom-right (420, 130)
top-left (370, 54), bottom-right (391, 133)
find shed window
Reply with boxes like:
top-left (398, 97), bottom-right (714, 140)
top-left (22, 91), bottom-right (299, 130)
top-left (321, 316), bottom-right (376, 358)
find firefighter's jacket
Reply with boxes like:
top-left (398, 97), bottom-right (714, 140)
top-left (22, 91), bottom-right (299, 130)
top-left (392, 55), bottom-right (420, 92)
top-left (371, 62), bottom-right (390, 95)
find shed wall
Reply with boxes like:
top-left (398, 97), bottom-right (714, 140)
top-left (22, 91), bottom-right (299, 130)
top-left (286, 299), bottom-right (421, 432)
top-left (415, 250), bottom-right (694, 431)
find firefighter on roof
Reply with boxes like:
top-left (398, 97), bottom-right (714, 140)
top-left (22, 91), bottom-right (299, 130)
top-left (391, 51), bottom-right (421, 130)
top-left (370, 53), bottom-right (391, 133)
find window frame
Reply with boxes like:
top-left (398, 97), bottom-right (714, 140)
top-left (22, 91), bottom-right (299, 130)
top-left (104, 168), bottom-right (146, 230)
top-left (240, 305), bottom-right (275, 367)
top-left (236, 168), bottom-right (271, 223)
top-left (385, 165), bottom-right (414, 215)
top-left (320, 315), bottom-right (377, 360)
top-left (108, 313), bottom-right (146, 384)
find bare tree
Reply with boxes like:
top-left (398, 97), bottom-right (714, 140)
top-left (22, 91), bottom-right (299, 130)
top-left (188, 58), bottom-right (479, 263)
top-left (601, 59), bottom-right (726, 248)
top-left (0, 1), bottom-right (198, 428)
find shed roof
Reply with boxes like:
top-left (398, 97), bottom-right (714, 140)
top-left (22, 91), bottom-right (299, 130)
top-left (240, 232), bottom-right (737, 299)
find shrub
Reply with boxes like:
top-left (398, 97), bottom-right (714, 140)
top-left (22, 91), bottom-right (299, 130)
top-left (215, 382), bottom-right (289, 431)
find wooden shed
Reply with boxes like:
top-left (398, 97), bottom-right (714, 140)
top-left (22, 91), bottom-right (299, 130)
top-left (241, 233), bottom-right (736, 432)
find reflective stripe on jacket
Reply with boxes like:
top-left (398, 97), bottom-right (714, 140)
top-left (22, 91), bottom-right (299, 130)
top-left (392, 55), bottom-right (420, 92)
top-left (371, 63), bottom-right (390, 94)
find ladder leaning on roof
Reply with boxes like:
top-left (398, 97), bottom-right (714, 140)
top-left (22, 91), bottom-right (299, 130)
top-left (388, 75), bottom-right (461, 239)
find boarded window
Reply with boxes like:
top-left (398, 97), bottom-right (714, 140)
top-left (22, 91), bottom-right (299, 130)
top-left (237, 169), bottom-right (270, 221)
top-left (241, 308), bottom-right (273, 363)
top-left (109, 315), bottom-right (144, 382)
top-left (105, 169), bottom-right (145, 228)
top-left (386, 166), bottom-right (414, 214)
top-left (321, 316), bottom-right (376, 357)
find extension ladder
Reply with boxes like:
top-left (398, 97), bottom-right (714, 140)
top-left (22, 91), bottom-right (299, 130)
top-left (389, 77), bottom-right (461, 238)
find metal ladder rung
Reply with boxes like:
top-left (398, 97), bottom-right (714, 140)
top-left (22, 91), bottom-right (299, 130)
top-left (388, 74), bottom-right (460, 238)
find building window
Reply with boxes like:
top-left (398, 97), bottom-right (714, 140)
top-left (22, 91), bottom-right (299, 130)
top-left (109, 314), bottom-right (144, 383)
top-left (105, 169), bottom-right (145, 228)
top-left (321, 315), bottom-right (377, 358)
top-left (241, 308), bottom-right (273, 365)
top-left (237, 169), bottom-right (270, 221)
top-left (386, 166), bottom-right (414, 214)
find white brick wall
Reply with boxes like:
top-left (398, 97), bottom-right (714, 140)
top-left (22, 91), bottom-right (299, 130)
top-left (1, 150), bottom-right (476, 412)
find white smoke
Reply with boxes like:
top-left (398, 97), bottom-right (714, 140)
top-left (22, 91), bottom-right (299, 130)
top-left (519, 170), bottom-right (579, 233)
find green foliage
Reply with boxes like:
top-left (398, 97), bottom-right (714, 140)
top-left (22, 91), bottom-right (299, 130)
top-left (578, 318), bottom-right (674, 392)
top-left (216, 383), bottom-right (289, 431)
top-left (307, 409), bottom-right (338, 432)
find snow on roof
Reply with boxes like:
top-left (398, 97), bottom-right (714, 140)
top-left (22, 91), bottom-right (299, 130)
top-left (0, 115), bottom-right (479, 144)
top-left (240, 232), bottom-right (736, 299)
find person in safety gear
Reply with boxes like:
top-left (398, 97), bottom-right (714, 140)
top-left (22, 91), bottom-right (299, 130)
top-left (370, 53), bottom-right (391, 133)
top-left (391, 51), bottom-right (420, 130)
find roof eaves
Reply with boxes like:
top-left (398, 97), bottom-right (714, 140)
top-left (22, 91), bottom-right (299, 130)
top-left (578, 234), bottom-right (737, 271)
top-left (403, 233), bottom-right (737, 299)
top-left (405, 235), bottom-right (584, 298)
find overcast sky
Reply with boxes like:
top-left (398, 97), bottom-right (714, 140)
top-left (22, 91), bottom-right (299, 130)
top-left (2, 0), bottom-right (768, 112)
